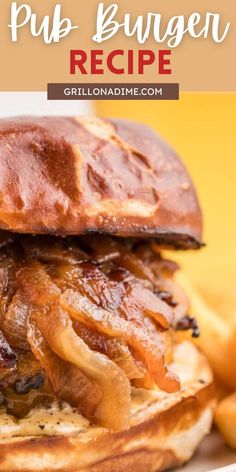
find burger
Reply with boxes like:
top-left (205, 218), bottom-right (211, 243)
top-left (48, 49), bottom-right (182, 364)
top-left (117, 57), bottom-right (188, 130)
top-left (0, 116), bottom-right (214, 471)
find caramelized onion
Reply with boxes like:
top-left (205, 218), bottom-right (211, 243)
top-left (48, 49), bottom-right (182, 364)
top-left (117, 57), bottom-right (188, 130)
top-left (51, 260), bottom-right (179, 392)
top-left (16, 262), bottom-right (60, 305)
top-left (74, 321), bottom-right (143, 380)
top-left (0, 256), bottom-right (17, 326)
top-left (85, 236), bottom-right (155, 283)
top-left (27, 318), bottom-right (101, 420)
top-left (0, 330), bottom-right (17, 369)
top-left (0, 234), bottom-right (185, 424)
top-left (3, 291), bottom-right (29, 350)
top-left (122, 281), bottom-right (173, 328)
top-left (18, 263), bottom-right (131, 430)
top-left (61, 289), bottom-right (179, 393)
top-left (0, 330), bottom-right (17, 390)
top-left (22, 237), bottom-right (88, 265)
top-left (54, 262), bottom-right (173, 329)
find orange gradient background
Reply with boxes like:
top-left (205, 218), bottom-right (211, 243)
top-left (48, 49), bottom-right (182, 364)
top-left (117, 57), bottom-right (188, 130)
top-left (96, 93), bottom-right (236, 321)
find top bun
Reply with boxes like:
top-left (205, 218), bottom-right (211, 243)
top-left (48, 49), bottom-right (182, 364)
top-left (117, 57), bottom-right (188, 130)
top-left (0, 116), bottom-right (202, 248)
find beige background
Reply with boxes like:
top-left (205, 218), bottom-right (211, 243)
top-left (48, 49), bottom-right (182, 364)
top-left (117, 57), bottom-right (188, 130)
top-left (0, 0), bottom-right (235, 91)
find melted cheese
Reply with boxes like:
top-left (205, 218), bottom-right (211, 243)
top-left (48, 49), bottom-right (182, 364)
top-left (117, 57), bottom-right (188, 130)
top-left (0, 403), bottom-right (89, 438)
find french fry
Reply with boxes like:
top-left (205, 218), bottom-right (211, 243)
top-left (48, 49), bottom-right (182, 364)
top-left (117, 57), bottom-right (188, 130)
top-left (175, 272), bottom-right (236, 390)
top-left (214, 378), bottom-right (231, 402)
top-left (215, 393), bottom-right (236, 449)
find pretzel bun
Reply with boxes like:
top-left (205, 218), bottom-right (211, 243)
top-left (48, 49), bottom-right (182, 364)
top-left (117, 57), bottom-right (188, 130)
top-left (0, 342), bottom-right (214, 472)
top-left (0, 116), bottom-right (202, 248)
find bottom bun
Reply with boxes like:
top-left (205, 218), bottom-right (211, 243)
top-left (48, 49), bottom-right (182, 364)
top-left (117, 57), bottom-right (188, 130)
top-left (0, 341), bottom-right (215, 472)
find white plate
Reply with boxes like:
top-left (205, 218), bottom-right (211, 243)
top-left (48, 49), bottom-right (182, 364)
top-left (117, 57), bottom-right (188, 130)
top-left (177, 430), bottom-right (236, 472)
top-left (211, 466), bottom-right (236, 472)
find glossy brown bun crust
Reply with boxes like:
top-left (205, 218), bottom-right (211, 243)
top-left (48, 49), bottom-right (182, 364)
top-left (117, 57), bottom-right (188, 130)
top-left (0, 343), bottom-right (214, 472)
top-left (0, 116), bottom-right (202, 248)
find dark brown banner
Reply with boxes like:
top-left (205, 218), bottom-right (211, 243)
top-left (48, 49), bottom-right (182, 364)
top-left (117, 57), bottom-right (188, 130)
top-left (47, 83), bottom-right (179, 100)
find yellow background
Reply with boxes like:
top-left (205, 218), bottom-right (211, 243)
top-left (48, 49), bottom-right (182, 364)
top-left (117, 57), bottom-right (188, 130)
top-left (96, 94), bottom-right (236, 321)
